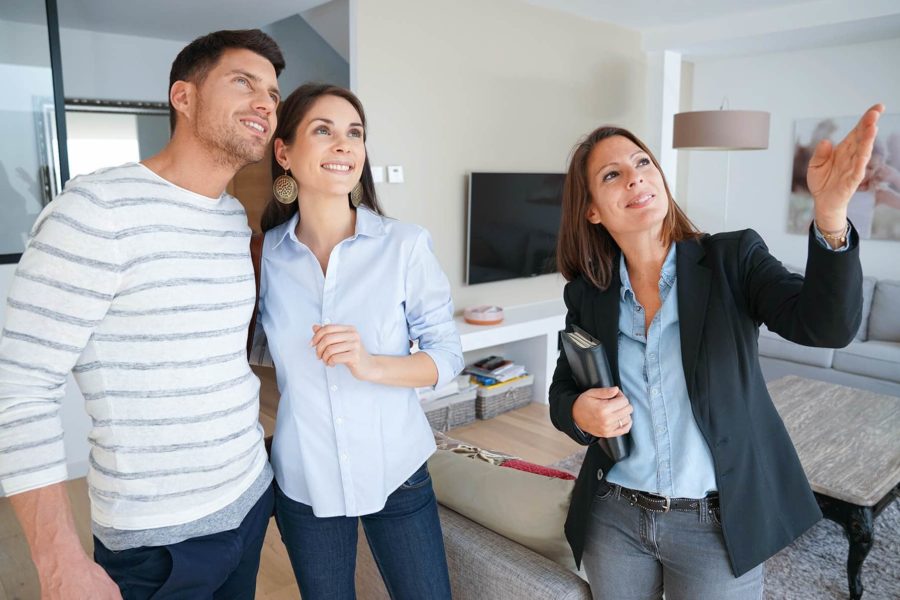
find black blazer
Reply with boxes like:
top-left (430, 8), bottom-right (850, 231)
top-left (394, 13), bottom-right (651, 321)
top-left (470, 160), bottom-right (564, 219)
top-left (549, 226), bottom-right (862, 576)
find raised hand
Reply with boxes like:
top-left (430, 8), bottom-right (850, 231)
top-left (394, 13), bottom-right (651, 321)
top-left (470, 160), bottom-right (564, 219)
top-left (807, 104), bottom-right (884, 228)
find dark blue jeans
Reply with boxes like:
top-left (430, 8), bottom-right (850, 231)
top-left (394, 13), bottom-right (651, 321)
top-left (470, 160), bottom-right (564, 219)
top-left (93, 483), bottom-right (274, 600)
top-left (274, 463), bottom-right (451, 600)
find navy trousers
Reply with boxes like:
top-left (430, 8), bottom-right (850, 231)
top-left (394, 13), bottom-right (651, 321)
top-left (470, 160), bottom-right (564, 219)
top-left (94, 483), bottom-right (274, 600)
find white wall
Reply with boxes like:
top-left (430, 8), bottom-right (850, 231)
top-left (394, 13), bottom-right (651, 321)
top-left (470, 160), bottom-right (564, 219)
top-left (264, 13), bottom-right (349, 91)
top-left (60, 28), bottom-right (187, 102)
top-left (1, 19), bottom-right (186, 102)
top-left (684, 37), bottom-right (900, 279)
top-left (355, 0), bottom-right (647, 310)
top-left (301, 0), bottom-right (349, 62)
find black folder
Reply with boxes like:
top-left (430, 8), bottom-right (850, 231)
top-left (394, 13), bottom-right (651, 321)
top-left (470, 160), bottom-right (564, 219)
top-left (560, 325), bottom-right (630, 462)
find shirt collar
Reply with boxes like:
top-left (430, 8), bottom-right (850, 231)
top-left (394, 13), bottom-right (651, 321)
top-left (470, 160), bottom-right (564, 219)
top-left (270, 206), bottom-right (387, 250)
top-left (354, 205), bottom-right (388, 239)
top-left (270, 211), bottom-right (299, 250)
top-left (618, 243), bottom-right (677, 301)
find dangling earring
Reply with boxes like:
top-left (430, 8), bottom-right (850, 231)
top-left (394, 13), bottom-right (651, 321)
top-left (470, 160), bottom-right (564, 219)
top-left (350, 182), bottom-right (363, 207)
top-left (273, 168), bottom-right (298, 204)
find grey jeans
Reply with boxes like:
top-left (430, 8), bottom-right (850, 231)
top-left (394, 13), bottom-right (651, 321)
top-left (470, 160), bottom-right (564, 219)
top-left (582, 484), bottom-right (764, 600)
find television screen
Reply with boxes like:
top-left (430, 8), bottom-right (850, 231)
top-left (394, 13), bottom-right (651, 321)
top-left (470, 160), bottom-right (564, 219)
top-left (466, 172), bottom-right (564, 285)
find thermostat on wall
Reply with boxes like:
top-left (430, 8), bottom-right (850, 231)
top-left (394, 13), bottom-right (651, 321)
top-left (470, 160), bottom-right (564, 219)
top-left (463, 305), bottom-right (504, 325)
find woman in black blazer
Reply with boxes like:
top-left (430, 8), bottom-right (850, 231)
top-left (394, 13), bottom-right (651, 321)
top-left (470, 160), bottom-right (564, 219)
top-left (549, 104), bottom-right (883, 599)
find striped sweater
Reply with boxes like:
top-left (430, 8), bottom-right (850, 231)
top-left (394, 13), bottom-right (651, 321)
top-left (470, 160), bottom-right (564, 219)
top-left (0, 163), bottom-right (268, 534)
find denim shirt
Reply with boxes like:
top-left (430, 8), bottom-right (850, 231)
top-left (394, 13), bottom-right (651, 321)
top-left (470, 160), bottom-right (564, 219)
top-left (258, 207), bottom-right (463, 517)
top-left (606, 245), bottom-right (719, 498)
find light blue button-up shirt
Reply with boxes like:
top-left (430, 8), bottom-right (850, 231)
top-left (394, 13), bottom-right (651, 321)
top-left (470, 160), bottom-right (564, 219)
top-left (606, 245), bottom-right (719, 498)
top-left (258, 207), bottom-right (463, 517)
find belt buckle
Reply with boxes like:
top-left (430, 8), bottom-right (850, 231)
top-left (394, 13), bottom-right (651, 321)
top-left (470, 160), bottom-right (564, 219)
top-left (661, 495), bottom-right (671, 513)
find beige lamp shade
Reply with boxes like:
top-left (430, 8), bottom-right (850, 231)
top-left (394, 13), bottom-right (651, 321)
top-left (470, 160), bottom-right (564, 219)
top-left (673, 110), bottom-right (770, 150)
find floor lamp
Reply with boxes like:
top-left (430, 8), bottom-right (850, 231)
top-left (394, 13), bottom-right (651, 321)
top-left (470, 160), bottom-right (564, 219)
top-left (673, 108), bottom-right (770, 226)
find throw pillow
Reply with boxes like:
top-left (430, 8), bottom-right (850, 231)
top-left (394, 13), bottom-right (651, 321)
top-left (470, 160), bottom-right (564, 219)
top-left (427, 449), bottom-right (577, 572)
top-left (868, 279), bottom-right (900, 342)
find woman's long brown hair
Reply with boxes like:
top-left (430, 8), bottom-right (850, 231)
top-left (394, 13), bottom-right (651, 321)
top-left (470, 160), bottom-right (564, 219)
top-left (260, 83), bottom-right (383, 232)
top-left (556, 126), bottom-right (702, 290)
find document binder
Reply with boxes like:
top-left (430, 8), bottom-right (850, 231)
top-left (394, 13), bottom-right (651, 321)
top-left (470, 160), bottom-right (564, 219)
top-left (560, 325), bottom-right (630, 462)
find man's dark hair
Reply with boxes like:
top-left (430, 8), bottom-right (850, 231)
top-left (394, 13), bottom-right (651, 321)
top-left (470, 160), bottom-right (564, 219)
top-left (168, 29), bottom-right (285, 131)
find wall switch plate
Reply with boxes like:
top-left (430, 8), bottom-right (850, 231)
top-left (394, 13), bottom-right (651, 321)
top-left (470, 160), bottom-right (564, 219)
top-left (371, 165), bottom-right (385, 183)
top-left (387, 165), bottom-right (404, 183)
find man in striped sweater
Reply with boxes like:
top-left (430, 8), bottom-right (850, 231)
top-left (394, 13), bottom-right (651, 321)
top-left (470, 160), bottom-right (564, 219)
top-left (0, 30), bottom-right (284, 599)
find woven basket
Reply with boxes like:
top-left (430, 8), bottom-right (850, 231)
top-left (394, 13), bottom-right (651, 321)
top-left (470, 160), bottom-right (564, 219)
top-left (422, 387), bottom-right (477, 432)
top-left (475, 374), bottom-right (534, 419)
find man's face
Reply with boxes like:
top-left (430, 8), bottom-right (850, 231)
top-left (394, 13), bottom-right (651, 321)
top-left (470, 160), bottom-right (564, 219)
top-left (188, 48), bottom-right (280, 169)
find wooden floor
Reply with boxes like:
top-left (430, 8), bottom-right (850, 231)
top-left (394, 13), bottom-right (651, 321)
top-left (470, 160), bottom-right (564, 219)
top-left (0, 399), bottom-right (578, 599)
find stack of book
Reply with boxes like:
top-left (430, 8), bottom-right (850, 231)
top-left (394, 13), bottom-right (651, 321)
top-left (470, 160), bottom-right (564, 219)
top-left (464, 355), bottom-right (528, 386)
top-left (416, 375), bottom-right (474, 403)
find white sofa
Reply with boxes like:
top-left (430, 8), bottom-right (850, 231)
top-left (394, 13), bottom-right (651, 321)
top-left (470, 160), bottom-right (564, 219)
top-left (759, 275), bottom-right (900, 397)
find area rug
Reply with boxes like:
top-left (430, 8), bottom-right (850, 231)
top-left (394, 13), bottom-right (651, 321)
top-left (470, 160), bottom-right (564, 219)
top-left (552, 450), bottom-right (899, 599)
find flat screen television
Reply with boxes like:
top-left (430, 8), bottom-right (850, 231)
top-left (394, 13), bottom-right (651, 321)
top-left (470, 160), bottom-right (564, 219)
top-left (466, 172), bottom-right (564, 285)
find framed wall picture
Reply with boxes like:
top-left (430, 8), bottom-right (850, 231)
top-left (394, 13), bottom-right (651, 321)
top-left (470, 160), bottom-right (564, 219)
top-left (788, 113), bottom-right (900, 241)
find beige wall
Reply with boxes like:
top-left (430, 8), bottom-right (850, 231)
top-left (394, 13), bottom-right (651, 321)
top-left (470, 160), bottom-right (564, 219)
top-left (355, 0), bottom-right (646, 310)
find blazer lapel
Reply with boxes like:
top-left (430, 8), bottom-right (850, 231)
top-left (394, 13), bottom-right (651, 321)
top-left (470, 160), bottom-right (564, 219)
top-left (590, 261), bottom-right (622, 386)
top-left (676, 237), bottom-right (711, 394)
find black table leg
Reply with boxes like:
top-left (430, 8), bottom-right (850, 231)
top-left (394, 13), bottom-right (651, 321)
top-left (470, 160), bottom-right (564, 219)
top-left (844, 506), bottom-right (874, 600)
top-left (816, 494), bottom-right (874, 600)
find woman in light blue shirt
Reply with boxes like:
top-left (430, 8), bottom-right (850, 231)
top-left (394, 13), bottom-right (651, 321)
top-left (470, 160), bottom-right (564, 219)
top-left (254, 83), bottom-right (462, 599)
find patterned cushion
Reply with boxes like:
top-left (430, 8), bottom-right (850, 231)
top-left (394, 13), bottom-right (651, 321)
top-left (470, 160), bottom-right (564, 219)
top-left (501, 459), bottom-right (576, 480)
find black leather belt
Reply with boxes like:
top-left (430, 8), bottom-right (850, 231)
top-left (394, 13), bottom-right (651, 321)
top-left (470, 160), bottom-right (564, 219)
top-left (598, 479), bottom-right (719, 514)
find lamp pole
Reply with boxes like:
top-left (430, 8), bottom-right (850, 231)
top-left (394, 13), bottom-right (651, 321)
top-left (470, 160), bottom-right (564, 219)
top-left (723, 151), bottom-right (731, 228)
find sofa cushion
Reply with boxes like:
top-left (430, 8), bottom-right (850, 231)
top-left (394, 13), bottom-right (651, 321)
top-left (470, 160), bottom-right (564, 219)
top-left (868, 279), bottom-right (900, 343)
top-left (832, 341), bottom-right (900, 384)
top-left (758, 326), bottom-right (835, 368)
top-left (428, 449), bottom-right (576, 572)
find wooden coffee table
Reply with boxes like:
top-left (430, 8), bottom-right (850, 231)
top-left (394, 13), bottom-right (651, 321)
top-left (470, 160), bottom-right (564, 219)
top-left (768, 376), bottom-right (900, 600)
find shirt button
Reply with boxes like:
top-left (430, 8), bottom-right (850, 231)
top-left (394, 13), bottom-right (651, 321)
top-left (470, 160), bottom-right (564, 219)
top-left (330, 385), bottom-right (338, 393)
top-left (341, 453), bottom-right (349, 461)
top-left (651, 388), bottom-right (658, 395)
top-left (657, 425), bottom-right (666, 434)
top-left (336, 417), bottom-right (344, 425)
top-left (636, 306), bottom-right (643, 312)
top-left (648, 353), bottom-right (656, 360)
top-left (323, 318), bottom-right (331, 325)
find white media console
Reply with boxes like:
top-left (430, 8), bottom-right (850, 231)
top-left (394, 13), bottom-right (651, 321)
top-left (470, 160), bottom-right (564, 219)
top-left (455, 299), bottom-right (567, 404)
